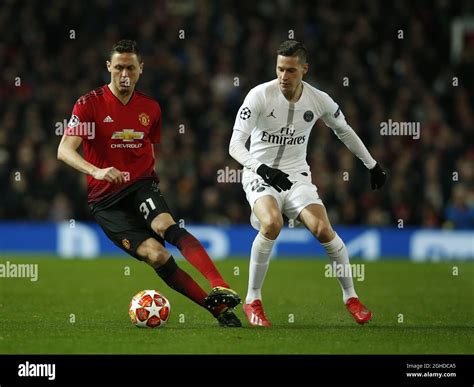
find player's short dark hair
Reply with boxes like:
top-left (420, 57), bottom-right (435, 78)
top-left (110, 39), bottom-right (141, 61)
top-left (277, 40), bottom-right (307, 64)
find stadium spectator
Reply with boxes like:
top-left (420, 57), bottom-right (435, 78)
top-left (0, 0), bottom-right (472, 228)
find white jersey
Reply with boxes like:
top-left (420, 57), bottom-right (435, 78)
top-left (231, 79), bottom-right (376, 179)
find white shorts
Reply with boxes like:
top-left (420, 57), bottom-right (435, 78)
top-left (242, 171), bottom-right (324, 230)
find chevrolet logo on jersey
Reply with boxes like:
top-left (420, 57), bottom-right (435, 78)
top-left (111, 129), bottom-right (144, 142)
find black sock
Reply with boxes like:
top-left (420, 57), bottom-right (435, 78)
top-left (163, 224), bottom-right (188, 246)
top-left (153, 256), bottom-right (209, 310)
top-left (154, 256), bottom-right (178, 279)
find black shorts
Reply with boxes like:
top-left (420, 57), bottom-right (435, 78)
top-left (92, 180), bottom-right (173, 260)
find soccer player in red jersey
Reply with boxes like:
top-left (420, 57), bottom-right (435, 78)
top-left (58, 40), bottom-right (241, 327)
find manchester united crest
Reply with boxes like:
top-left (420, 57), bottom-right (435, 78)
top-left (138, 113), bottom-right (150, 126)
top-left (122, 239), bottom-right (131, 250)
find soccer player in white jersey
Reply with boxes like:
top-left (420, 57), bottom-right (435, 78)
top-left (229, 40), bottom-right (387, 326)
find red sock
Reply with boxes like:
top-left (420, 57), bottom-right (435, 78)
top-left (164, 225), bottom-right (229, 288)
top-left (154, 257), bottom-right (222, 317)
top-left (178, 234), bottom-right (229, 288)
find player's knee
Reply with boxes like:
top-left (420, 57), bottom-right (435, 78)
top-left (259, 214), bottom-right (284, 239)
top-left (312, 222), bottom-right (334, 243)
top-left (151, 213), bottom-right (176, 238)
top-left (137, 239), bottom-right (170, 268)
top-left (147, 250), bottom-right (169, 268)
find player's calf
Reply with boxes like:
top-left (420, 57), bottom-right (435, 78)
top-left (148, 253), bottom-right (241, 327)
top-left (161, 223), bottom-right (231, 289)
top-left (137, 239), bottom-right (212, 313)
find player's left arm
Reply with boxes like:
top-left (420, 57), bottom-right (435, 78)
top-left (321, 95), bottom-right (387, 190)
top-left (149, 103), bottom-right (162, 164)
top-left (149, 103), bottom-right (162, 145)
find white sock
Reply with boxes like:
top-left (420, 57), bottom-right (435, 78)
top-left (246, 232), bottom-right (275, 304)
top-left (321, 233), bottom-right (358, 304)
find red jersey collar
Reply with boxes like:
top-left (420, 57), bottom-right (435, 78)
top-left (105, 84), bottom-right (135, 106)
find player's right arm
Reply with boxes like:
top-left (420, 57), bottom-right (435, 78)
top-left (58, 100), bottom-right (126, 184)
top-left (229, 88), bottom-right (263, 173)
top-left (229, 87), bottom-right (292, 192)
top-left (57, 134), bottom-right (125, 184)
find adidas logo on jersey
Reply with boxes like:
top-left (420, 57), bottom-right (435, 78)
top-left (103, 116), bottom-right (114, 123)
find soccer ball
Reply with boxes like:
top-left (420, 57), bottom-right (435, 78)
top-left (129, 290), bottom-right (171, 328)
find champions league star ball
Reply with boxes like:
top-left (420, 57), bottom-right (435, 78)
top-left (129, 290), bottom-right (171, 328)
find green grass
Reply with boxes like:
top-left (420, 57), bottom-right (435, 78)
top-left (0, 257), bottom-right (472, 354)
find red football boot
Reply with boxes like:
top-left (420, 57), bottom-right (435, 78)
top-left (346, 297), bottom-right (372, 324)
top-left (243, 300), bottom-right (272, 327)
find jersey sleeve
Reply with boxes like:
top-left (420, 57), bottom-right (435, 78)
top-left (233, 87), bottom-right (263, 134)
top-left (65, 101), bottom-right (94, 140)
top-left (229, 128), bottom-right (262, 172)
top-left (320, 92), bottom-right (376, 169)
top-left (319, 92), bottom-right (348, 129)
top-left (149, 103), bottom-right (162, 144)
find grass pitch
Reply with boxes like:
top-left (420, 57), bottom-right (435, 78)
top-left (0, 256), bottom-right (472, 354)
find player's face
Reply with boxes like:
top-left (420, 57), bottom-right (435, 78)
top-left (276, 55), bottom-right (308, 97)
top-left (107, 53), bottom-right (143, 95)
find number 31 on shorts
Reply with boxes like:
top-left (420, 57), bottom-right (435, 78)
top-left (139, 198), bottom-right (156, 220)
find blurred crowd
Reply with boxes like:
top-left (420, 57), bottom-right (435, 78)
top-left (1, 0), bottom-right (473, 228)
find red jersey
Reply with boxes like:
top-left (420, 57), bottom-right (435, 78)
top-left (66, 84), bottom-right (161, 204)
